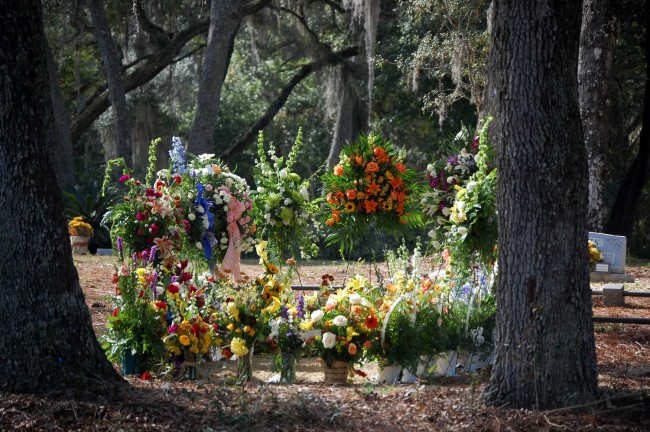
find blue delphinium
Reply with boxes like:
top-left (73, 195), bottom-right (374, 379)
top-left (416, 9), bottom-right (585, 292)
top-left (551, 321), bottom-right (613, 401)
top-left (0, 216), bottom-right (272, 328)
top-left (169, 136), bottom-right (188, 174)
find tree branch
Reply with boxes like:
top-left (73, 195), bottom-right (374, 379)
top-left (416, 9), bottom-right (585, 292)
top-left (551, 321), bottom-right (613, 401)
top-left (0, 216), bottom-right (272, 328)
top-left (133, 0), bottom-right (170, 49)
top-left (237, 0), bottom-right (273, 17)
top-left (219, 46), bottom-right (358, 162)
top-left (314, 0), bottom-right (346, 14)
top-left (70, 17), bottom-right (210, 143)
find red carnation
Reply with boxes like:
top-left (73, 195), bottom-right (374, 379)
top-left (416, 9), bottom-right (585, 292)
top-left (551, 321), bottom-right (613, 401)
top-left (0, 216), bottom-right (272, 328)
top-left (167, 283), bottom-right (180, 294)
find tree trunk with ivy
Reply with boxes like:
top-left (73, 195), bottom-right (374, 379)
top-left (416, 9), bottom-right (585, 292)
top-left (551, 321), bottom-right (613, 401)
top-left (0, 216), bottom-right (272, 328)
top-left (0, 0), bottom-right (123, 391)
top-left (481, 0), bottom-right (598, 410)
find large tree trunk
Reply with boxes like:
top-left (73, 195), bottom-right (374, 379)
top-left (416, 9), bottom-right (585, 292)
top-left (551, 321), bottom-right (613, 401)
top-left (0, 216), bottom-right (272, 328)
top-left (481, 0), bottom-right (598, 410)
top-left (578, 0), bottom-right (618, 232)
top-left (45, 39), bottom-right (76, 191)
top-left (188, 0), bottom-right (241, 155)
top-left (87, 0), bottom-right (132, 165)
top-left (0, 0), bottom-right (122, 391)
top-left (605, 10), bottom-right (650, 238)
top-left (326, 61), bottom-right (368, 167)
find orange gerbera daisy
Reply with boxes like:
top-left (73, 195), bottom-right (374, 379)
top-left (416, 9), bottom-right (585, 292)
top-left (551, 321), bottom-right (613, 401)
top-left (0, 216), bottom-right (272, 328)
top-left (365, 315), bottom-right (379, 329)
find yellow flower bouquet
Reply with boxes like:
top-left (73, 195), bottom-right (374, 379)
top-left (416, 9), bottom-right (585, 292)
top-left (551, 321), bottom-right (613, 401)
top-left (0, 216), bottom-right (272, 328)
top-left (68, 216), bottom-right (93, 237)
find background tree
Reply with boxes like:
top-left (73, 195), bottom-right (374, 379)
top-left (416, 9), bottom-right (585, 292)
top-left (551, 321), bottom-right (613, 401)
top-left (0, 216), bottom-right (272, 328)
top-left (87, 0), bottom-right (132, 165)
top-left (605, 4), bottom-right (650, 240)
top-left (0, 0), bottom-right (122, 391)
top-left (482, 0), bottom-right (598, 409)
top-left (579, 0), bottom-right (618, 232)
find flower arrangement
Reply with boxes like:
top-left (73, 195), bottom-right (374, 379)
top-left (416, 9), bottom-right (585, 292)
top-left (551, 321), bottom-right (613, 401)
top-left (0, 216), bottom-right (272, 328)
top-left (68, 216), bottom-right (94, 237)
top-left (303, 275), bottom-right (379, 368)
top-left (421, 126), bottom-right (480, 229)
top-left (102, 156), bottom-right (186, 265)
top-left (162, 137), bottom-right (256, 276)
top-left (321, 132), bottom-right (422, 252)
top-left (100, 244), bottom-right (168, 372)
top-left (252, 129), bottom-right (320, 260)
top-left (162, 260), bottom-right (216, 359)
top-left (210, 241), bottom-right (288, 381)
top-left (103, 137), bottom-right (256, 276)
top-left (268, 295), bottom-right (307, 383)
top-left (588, 240), bottom-right (602, 265)
top-left (424, 119), bottom-right (497, 277)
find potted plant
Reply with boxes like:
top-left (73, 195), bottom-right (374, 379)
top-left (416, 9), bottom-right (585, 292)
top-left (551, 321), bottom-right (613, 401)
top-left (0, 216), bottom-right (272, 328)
top-left (68, 216), bottom-right (94, 253)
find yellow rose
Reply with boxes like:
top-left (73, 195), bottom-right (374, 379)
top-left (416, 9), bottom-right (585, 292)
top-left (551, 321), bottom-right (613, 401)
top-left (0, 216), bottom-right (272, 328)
top-left (179, 335), bottom-right (191, 346)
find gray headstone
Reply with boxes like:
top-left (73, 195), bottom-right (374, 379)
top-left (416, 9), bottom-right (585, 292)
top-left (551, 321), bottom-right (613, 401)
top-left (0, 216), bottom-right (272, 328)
top-left (588, 232), bottom-right (627, 274)
top-left (602, 283), bottom-right (625, 307)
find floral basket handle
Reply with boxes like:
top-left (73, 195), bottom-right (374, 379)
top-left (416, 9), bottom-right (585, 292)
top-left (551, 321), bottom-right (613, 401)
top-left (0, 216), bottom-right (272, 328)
top-left (380, 293), bottom-right (417, 355)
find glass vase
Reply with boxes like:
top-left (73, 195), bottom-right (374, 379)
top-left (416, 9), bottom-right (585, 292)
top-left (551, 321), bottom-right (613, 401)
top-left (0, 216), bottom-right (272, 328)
top-left (279, 350), bottom-right (298, 384)
top-left (237, 344), bottom-right (254, 383)
top-left (184, 350), bottom-right (199, 380)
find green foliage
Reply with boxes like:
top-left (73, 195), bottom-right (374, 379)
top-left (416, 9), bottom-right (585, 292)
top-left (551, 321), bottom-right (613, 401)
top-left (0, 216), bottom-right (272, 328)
top-left (100, 258), bottom-right (167, 371)
top-left (64, 181), bottom-right (121, 248)
top-left (376, 300), bottom-right (422, 372)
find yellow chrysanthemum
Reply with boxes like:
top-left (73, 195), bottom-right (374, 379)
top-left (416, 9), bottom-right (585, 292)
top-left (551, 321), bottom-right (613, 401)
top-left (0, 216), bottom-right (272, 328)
top-left (230, 337), bottom-right (249, 358)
